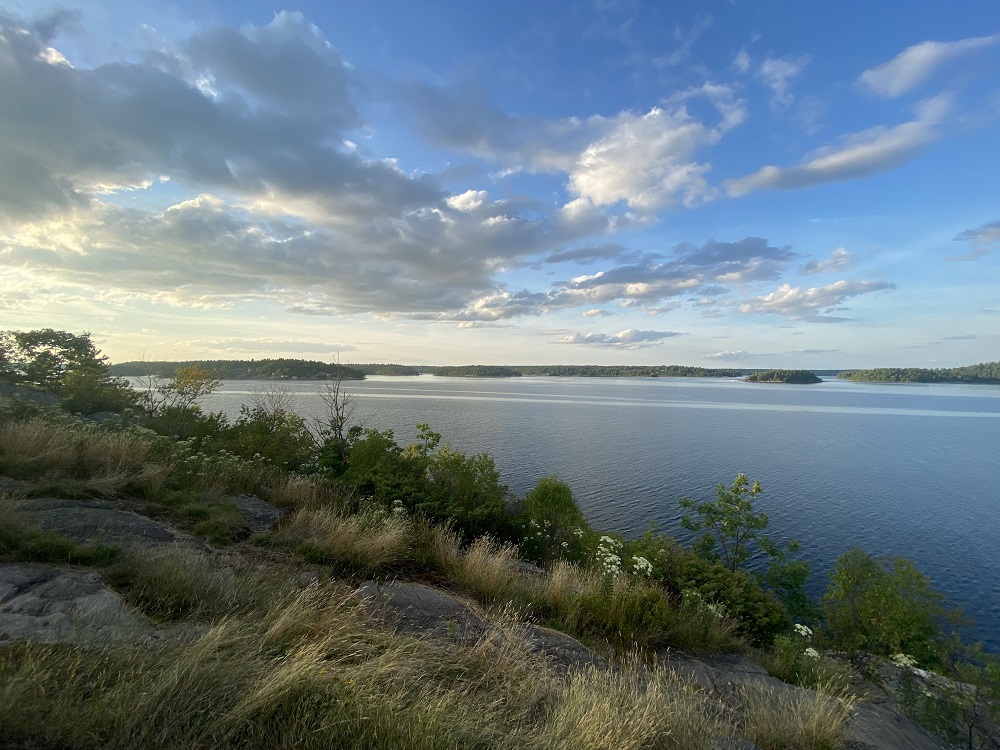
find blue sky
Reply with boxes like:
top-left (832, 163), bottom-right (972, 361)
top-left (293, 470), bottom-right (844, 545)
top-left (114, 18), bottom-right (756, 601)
top-left (1, 1), bottom-right (998, 367)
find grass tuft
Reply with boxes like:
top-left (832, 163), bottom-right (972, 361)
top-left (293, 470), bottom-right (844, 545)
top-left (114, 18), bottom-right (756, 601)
top-left (739, 681), bottom-right (857, 750)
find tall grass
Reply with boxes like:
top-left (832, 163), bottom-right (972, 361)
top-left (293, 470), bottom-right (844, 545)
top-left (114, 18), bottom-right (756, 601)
top-left (0, 416), bottom-right (172, 495)
top-left (739, 682), bottom-right (857, 750)
top-left (0, 578), bottom-right (738, 750)
top-left (104, 545), bottom-right (286, 622)
top-left (272, 506), bottom-right (413, 576)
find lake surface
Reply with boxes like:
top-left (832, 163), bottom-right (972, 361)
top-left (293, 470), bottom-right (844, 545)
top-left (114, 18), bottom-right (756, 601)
top-left (199, 375), bottom-right (1000, 648)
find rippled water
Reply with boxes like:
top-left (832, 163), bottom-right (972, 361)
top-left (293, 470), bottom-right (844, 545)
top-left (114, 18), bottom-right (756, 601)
top-left (200, 375), bottom-right (1000, 648)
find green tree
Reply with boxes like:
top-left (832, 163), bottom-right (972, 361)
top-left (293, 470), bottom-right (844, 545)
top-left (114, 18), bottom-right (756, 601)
top-left (679, 473), bottom-right (772, 572)
top-left (0, 328), bottom-right (135, 413)
top-left (822, 547), bottom-right (962, 668)
top-left (521, 476), bottom-right (589, 562)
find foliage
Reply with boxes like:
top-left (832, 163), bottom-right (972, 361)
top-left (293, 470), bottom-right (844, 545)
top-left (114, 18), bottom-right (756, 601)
top-left (744, 369), bottom-right (822, 384)
top-left (137, 363), bottom-right (221, 417)
top-left (521, 476), bottom-right (589, 563)
top-left (227, 387), bottom-right (315, 472)
top-left (340, 423), bottom-right (516, 541)
top-left (679, 473), bottom-right (771, 572)
top-left (821, 547), bottom-right (963, 668)
top-left (627, 524), bottom-right (790, 645)
top-left (838, 361), bottom-right (1000, 384)
top-left (112, 358), bottom-right (365, 380)
top-left (0, 329), bottom-right (136, 413)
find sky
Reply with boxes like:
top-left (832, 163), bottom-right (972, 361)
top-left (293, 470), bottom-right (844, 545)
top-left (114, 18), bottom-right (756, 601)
top-left (1, 1), bottom-right (998, 368)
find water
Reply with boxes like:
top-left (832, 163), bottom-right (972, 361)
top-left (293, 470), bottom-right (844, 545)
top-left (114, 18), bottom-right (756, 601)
top-left (198, 375), bottom-right (1000, 648)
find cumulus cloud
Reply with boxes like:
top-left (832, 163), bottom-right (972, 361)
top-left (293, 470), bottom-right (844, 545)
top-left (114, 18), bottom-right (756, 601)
top-left (738, 279), bottom-right (895, 321)
top-left (557, 329), bottom-right (684, 349)
top-left (950, 220), bottom-right (1000, 260)
top-left (0, 11), bottom-right (440, 225)
top-left (397, 80), bottom-right (744, 214)
top-left (860, 34), bottom-right (1000, 97)
top-left (437, 236), bottom-right (796, 321)
top-left (799, 247), bottom-right (854, 275)
top-left (725, 95), bottom-right (949, 196)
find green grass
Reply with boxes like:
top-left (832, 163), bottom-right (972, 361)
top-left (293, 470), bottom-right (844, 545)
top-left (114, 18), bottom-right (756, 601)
top-left (0, 503), bottom-right (118, 565)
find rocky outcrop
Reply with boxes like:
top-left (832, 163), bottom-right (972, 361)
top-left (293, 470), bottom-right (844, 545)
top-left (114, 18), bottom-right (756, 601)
top-left (0, 564), bottom-right (156, 645)
top-left (356, 580), bottom-right (610, 672)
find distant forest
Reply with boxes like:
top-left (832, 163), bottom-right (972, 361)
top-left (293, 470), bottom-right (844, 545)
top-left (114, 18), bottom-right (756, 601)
top-left (837, 361), bottom-right (1000, 384)
top-left (114, 360), bottom-right (753, 380)
top-left (111, 359), bottom-right (366, 381)
top-left (112, 358), bottom-right (1000, 384)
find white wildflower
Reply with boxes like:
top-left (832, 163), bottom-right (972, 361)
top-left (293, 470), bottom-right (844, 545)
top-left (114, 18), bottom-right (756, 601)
top-left (631, 556), bottom-right (653, 576)
top-left (890, 653), bottom-right (918, 669)
top-left (793, 623), bottom-right (813, 638)
top-left (804, 647), bottom-right (820, 659)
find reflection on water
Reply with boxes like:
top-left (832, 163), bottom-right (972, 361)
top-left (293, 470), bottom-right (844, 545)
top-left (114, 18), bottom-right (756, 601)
top-left (196, 376), bottom-right (1000, 648)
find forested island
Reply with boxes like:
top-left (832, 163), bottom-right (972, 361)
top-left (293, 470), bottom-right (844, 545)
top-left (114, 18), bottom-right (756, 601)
top-left (837, 361), bottom-right (1000, 384)
top-left (745, 370), bottom-right (822, 384)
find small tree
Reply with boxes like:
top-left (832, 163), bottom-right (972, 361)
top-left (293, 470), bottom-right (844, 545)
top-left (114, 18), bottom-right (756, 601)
top-left (138, 363), bottom-right (221, 416)
top-left (312, 365), bottom-right (358, 477)
top-left (679, 473), bottom-right (771, 572)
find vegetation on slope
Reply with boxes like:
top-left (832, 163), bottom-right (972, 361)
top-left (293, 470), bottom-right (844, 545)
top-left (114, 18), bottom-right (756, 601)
top-left (837, 361), bottom-right (1000, 384)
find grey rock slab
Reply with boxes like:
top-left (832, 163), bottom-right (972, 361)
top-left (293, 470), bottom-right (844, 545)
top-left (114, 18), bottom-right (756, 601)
top-left (356, 580), bottom-right (609, 672)
top-left (230, 494), bottom-right (286, 534)
top-left (15, 498), bottom-right (204, 550)
top-left (0, 564), bottom-right (155, 646)
top-left (357, 581), bottom-right (492, 643)
top-left (843, 702), bottom-right (952, 750)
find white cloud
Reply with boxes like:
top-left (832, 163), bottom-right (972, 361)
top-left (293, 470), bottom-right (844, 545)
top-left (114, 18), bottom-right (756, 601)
top-left (705, 350), bottom-right (751, 361)
top-left (757, 54), bottom-right (811, 109)
top-left (860, 34), bottom-right (1000, 97)
top-left (399, 81), bottom-right (744, 215)
top-left (725, 95), bottom-right (950, 196)
top-left (558, 328), bottom-right (684, 349)
top-left (567, 107), bottom-right (718, 211)
top-left (733, 47), bottom-right (750, 74)
top-left (739, 279), bottom-right (895, 321)
top-left (799, 247), bottom-right (854, 275)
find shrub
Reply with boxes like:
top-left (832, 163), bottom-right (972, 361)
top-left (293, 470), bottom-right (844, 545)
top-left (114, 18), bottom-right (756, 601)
top-left (821, 547), bottom-right (961, 668)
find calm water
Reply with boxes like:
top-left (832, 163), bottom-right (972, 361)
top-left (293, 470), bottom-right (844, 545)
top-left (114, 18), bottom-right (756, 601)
top-left (199, 376), bottom-right (1000, 648)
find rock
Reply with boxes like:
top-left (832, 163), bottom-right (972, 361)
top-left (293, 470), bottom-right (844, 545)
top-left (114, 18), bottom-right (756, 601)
top-left (230, 494), bottom-right (286, 534)
top-left (357, 581), bottom-right (493, 644)
top-left (844, 702), bottom-right (952, 750)
top-left (14, 498), bottom-right (205, 550)
top-left (0, 563), bottom-right (155, 645)
top-left (356, 580), bottom-right (609, 672)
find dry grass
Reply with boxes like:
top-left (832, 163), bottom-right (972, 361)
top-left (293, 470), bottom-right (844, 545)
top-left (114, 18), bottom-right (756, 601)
top-left (0, 417), bottom-right (171, 496)
top-left (739, 681), bottom-right (857, 750)
top-left (105, 544), bottom-right (285, 622)
top-left (0, 575), bottom-right (741, 750)
top-left (537, 664), bottom-right (729, 750)
top-left (266, 474), bottom-right (353, 510)
top-left (448, 534), bottom-right (521, 602)
top-left (276, 506), bottom-right (412, 576)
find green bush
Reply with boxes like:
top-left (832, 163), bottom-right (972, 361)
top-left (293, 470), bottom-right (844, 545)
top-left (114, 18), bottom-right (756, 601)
top-left (821, 547), bottom-right (962, 668)
top-left (519, 476), bottom-right (589, 563)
